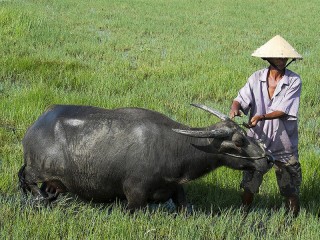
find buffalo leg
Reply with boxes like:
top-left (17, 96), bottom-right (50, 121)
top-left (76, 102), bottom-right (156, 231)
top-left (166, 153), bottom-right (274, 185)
top-left (171, 185), bottom-right (188, 211)
top-left (28, 183), bottom-right (49, 201)
top-left (40, 180), bottom-right (67, 202)
top-left (123, 180), bottom-right (148, 213)
top-left (40, 182), bottom-right (59, 201)
top-left (18, 165), bottom-right (30, 194)
top-left (18, 165), bottom-right (48, 201)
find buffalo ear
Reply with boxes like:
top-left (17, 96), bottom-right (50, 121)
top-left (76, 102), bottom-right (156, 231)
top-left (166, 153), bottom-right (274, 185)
top-left (232, 133), bottom-right (246, 147)
top-left (219, 141), bottom-right (242, 154)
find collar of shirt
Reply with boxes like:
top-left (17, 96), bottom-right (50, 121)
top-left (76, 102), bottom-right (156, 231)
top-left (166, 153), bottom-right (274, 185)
top-left (258, 68), bottom-right (290, 99)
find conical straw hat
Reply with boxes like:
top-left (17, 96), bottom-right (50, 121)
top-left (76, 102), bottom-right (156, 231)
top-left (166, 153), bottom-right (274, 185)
top-left (251, 35), bottom-right (302, 59)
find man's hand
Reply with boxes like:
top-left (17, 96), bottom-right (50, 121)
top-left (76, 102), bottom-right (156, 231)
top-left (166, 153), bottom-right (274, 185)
top-left (230, 101), bottom-right (242, 119)
top-left (248, 115), bottom-right (265, 127)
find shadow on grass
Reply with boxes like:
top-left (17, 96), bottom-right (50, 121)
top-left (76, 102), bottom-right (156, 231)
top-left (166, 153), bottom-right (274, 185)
top-left (12, 176), bottom-right (320, 218)
top-left (300, 169), bottom-right (320, 217)
top-left (188, 177), bottom-right (320, 218)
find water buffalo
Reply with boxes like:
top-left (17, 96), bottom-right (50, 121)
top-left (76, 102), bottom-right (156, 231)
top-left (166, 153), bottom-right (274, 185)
top-left (19, 104), bottom-right (273, 211)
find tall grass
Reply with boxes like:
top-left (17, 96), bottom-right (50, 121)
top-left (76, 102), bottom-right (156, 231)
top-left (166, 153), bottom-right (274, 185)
top-left (1, 0), bottom-right (319, 239)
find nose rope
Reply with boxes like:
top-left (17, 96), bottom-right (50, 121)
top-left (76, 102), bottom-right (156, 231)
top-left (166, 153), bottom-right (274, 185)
top-left (223, 152), bottom-right (267, 160)
top-left (236, 126), bottom-right (271, 161)
top-left (223, 153), bottom-right (275, 168)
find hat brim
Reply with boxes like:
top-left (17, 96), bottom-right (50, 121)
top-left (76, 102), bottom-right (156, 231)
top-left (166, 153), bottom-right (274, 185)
top-left (251, 35), bottom-right (303, 59)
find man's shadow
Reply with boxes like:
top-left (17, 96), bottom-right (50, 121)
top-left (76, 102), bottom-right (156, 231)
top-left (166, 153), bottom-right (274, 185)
top-left (185, 176), bottom-right (320, 217)
top-left (300, 169), bottom-right (320, 217)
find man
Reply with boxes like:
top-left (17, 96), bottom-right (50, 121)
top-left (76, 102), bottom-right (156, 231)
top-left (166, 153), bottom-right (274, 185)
top-left (230, 35), bottom-right (303, 216)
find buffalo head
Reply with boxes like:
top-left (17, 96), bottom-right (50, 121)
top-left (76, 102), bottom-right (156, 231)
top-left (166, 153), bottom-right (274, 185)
top-left (173, 104), bottom-right (274, 173)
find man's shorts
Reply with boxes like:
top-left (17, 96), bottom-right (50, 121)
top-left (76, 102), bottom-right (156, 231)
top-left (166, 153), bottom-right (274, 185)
top-left (240, 155), bottom-right (302, 197)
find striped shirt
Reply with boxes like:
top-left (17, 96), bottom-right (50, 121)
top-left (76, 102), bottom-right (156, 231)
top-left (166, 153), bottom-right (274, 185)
top-left (234, 68), bottom-right (302, 162)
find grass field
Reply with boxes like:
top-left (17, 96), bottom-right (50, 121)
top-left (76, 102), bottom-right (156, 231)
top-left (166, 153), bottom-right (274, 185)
top-left (1, 0), bottom-right (320, 239)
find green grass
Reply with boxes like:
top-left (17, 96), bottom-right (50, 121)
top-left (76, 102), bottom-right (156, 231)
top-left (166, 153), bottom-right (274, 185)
top-left (1, 0), bottom-right (320, 239)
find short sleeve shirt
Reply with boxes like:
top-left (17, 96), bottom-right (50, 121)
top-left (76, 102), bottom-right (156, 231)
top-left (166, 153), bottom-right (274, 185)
top-left (234, 68), bottom-right (302, 162)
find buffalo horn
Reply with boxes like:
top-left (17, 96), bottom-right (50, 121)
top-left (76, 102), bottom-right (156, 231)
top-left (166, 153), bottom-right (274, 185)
top-left (173, 127), bottom-right (233, 138)
top-left (190, 103), bottom-right (229, 121)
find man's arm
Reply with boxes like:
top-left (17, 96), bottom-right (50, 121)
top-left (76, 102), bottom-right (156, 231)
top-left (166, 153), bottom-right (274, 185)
top-left (249, 110), bottom-right (287, 127)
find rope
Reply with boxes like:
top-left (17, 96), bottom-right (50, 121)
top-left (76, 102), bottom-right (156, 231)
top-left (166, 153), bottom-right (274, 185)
top-left (223, 152), bottom-right (267, 160)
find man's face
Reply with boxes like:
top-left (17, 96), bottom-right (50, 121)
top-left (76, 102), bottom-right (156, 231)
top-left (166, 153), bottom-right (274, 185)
top-left (267, 58), bottom-right (289, 70)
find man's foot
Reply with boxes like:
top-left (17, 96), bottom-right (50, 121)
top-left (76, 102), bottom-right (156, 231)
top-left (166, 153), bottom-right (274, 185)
top-left (241, 191), bottom-right (254, 212)
top-left (285, 196), bottom-right (300, 217)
